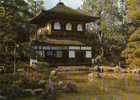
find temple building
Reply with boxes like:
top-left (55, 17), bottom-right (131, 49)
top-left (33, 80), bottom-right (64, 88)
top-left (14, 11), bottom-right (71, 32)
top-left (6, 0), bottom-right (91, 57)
top-left (30, 2), bottom-right (98, 66)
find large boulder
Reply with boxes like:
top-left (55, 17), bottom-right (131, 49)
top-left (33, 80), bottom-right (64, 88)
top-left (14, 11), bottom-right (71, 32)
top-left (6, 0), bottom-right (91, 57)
top-left (32, 88), bottom-right (44, 95)
top-left (23, 89), bottom-right (33, 96)
top-left (58, 81), bottom-right (65, 90)
top-left (0, 95), bottom-right (6, 100)
top-left (65, 81), bottom-right (77, 93)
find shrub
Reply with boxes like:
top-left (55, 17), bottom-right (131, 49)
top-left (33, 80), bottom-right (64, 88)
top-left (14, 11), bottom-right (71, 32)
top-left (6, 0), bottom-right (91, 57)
top-left (3, 65), bottom-right (14, 73)
top-left (65, 81), bottom-right (77, 93)
top-left (1, 84), bottom-right (24, 100)
top-left (18, 78), bottom-right (46, 89)
top-left (132, 58), bottom-right (140, 67)
top-left (38, 62), bottom-right (50, 73)
top-left (129, 28), bottom-right (140, 42)
top-left (0, 74), bottom-right (24, 100)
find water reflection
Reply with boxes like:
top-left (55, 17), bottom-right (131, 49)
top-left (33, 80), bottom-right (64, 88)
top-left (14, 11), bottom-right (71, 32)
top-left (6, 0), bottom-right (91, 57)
top-left (59, 73), bottom-right (140, 100)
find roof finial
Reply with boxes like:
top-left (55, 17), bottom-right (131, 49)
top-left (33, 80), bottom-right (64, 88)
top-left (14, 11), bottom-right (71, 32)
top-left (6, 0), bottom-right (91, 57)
top-left (58, 0), bottom-right (64, 5)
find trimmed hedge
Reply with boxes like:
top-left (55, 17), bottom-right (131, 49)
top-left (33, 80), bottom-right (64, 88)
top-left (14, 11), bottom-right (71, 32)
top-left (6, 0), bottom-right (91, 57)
top-left (133, 48), bottom-right (140, 58)
top-left (128, 41), bottom-right (140, 48)
top-left (132, 58), bottom-right (140, 67)
top-left (122, 27), bottom-right (140, 68)
top-left (0, 74), bottom-right (24, 100)
top-left (128, 28), bottom-right (140, 42)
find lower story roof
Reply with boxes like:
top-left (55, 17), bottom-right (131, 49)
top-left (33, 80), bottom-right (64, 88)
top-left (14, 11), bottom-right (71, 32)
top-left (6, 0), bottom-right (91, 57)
top-left (32, 38), bottom-right (85, 46)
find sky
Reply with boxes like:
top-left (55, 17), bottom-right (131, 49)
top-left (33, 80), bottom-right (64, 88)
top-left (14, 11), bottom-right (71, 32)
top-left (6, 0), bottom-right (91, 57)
top-left (44, 0), bottom-right (83, 9)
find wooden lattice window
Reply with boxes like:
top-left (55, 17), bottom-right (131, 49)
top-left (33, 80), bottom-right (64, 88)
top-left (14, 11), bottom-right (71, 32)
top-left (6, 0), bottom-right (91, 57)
top-left (77, 24), bottom-right (83, 32)
top-left (66, 23), bottom-right (72, 31)
top-left (54, 22), bottom-right (61, 30)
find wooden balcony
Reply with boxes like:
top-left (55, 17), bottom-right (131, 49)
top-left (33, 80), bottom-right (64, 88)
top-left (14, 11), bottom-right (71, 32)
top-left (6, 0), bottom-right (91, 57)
top-left (45, 31), bottom-right (87, 39)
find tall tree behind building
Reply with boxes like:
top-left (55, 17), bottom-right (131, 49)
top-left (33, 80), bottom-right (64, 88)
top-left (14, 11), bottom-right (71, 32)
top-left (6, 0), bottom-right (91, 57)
top-left (82, 0), bottom-right (128, 65)
top-left (0, 0), bottom-right (44, 64)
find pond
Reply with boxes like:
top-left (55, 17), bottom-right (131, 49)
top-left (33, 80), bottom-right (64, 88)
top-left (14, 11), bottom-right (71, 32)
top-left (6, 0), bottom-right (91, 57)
top-left (11, 72), bottom-right (140, 100)
top-left (57, 72), bottom-right (140, 100)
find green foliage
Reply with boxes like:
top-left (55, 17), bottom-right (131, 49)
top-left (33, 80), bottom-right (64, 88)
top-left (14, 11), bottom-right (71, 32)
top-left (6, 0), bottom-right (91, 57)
top-left (17, 43), bottom-right (38, 60)
top-left (0, 74), bottom-right (24, 100)
top-left (82, 0), bottom-right (128, 65)
top-left (0, 0), bottom-right (44, 66)
top-left (0, 0), bottom-right (33, 42)
top-left (18, 79), bottom-right (46, 89)
top-left (0, 0), bottom-right (44, 42)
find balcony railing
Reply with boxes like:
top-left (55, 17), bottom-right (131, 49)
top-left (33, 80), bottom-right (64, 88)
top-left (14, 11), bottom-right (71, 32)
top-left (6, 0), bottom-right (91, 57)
top-left (45, 32), bottom-right (87, 39)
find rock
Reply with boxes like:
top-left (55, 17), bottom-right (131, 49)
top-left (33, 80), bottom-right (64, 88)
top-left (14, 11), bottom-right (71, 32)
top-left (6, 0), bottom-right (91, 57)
top-left (23, 89), bottom-right (33, 95)
top-left (38, 80), bottom-right (46, 85)
top-left (17, 68), bottom-right (24, 72)
top-left (58, 81), bottom-right (65, 90)
top-left (65, 81), bottom-right (77, 93)
top-left (38, 80), bottom-right (46, 89)
top-left (32, 88), bottom-right (44, 95)
top-left (23, 89), bottom-right (33, 92)
top-left (24, 88), bottom-right (44, 95)
top-left (0, 95), bottom-right (6, 100)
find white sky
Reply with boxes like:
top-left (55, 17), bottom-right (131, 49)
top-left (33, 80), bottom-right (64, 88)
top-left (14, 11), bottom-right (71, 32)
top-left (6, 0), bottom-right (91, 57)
top-left (44, 0), bottom-right (83, 9)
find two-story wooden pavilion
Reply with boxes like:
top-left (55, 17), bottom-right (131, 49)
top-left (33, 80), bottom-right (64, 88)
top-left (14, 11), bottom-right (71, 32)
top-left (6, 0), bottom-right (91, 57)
top-left (30, 2), bottom-right (98, 67)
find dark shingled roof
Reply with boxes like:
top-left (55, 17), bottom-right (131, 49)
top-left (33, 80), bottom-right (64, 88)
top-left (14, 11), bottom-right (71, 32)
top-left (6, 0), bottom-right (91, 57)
top-left (32, 38), bottom-right (85, 46)
top-left (45, 38), bottom-right (85, 45)
top-left (31, 2), bottom-right (99, 24)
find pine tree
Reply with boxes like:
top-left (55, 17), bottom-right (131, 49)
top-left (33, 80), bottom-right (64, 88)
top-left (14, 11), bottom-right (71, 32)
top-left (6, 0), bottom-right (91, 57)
top-left (0, 0), bottom-right (44, 65)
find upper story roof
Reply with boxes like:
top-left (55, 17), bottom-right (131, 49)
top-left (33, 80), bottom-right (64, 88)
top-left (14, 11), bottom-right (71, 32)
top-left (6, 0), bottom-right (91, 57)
top-left (31, 2), bottom-right (99, 24)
